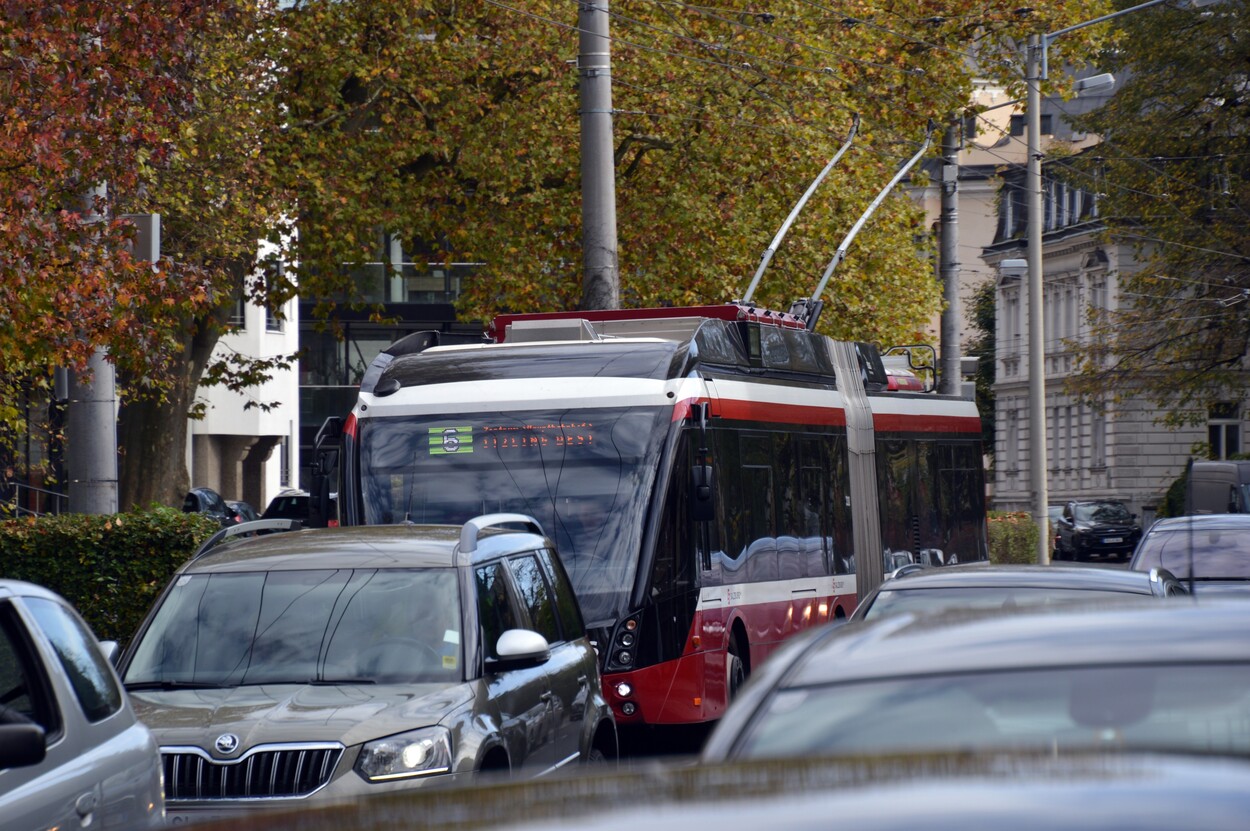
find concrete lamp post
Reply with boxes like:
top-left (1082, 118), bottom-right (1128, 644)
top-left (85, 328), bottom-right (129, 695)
top-left (1018, 0), bottom-right (1220, 564)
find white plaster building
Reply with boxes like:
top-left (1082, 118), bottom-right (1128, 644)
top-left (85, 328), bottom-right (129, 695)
top-left (188, 254), bottom-right (300, 514)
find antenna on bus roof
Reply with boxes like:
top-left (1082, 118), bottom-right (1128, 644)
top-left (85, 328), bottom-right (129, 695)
top-left (792, 119), bottom-right (937, 332)
top-left (739, 115), bottom-right (860, 306)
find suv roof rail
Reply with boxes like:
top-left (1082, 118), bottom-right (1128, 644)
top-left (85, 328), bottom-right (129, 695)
top-left (458, 513), bottom-right (545, 555)
top-left (193, 518), bottom-right (304, 560)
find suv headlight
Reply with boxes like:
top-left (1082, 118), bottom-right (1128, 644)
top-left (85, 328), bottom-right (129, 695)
top-left (356, 726), bottom-right (453, 781)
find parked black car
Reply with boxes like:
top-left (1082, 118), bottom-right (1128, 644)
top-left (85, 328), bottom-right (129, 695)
top-left (181, 486), bottom-right (237, 527)
top-left (850, 562), bottom-right (1186, 621)
top-left (1129, 514), bottom-right (1250, 596)
top-left (1053, 499), bottom-right (1141, 561)
top-left (225, 499), bottom-right (260, 523)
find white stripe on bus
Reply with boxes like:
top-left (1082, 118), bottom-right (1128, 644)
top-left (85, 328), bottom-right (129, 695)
top-left (696, 574), bottom-right (859, 613)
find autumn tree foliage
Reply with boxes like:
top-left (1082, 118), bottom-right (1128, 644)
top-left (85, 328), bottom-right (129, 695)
top-left (2, 0), bottom-right (1106, 507)
top-left (0, 1), bottom-right (220, 433)
top-left (1064, 1), bottom-right (1250, 426)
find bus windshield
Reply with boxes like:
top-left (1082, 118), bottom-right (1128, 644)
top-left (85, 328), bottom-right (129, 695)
top-left (358, 407), bottom-right (669, 625)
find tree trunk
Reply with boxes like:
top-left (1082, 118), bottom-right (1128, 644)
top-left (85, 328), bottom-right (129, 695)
top-left (117, 310), bottom-right (223, 510)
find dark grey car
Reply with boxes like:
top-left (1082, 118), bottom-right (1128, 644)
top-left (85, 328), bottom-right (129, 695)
top-left (1130, 514), bottom-right (1250, 596)
top-left (702, 601), bottom-right (1250, 763)
top-left (117, 515), bottom-right (616, 824)
top-left (850, 562), bottom-right (1186, 621)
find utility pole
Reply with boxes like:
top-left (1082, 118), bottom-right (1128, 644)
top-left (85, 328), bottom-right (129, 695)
top-left (67, 183), bottom-right (118, 515)
top-left (1025, 34), bottom-right (1050, 564)
top-left (578, 0), bottom-right (619, 310)
top-left (938, 122), bottom-right (961, 395)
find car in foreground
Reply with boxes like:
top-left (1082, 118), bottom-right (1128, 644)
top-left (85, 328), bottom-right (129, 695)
top-left (850, 562), bottom-right (1186, 621)
top-left (1129, 514), bottom-right (1250, 595)
top-left (0, 580), bottom-right (164, 831)
top-left (184, 752), bottom-right (1250, 831)
top-left (117, 515), bottom-right (616, 824)
top-left (701, 601), bottom-right (1250, 763)
top-left (1053, 499), bottom-right (1142, 561)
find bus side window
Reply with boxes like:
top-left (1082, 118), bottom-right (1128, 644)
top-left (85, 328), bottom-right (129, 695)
top-left (740, 433), bottom-right (777, 582)
top-left (652, 435), bottom-right (694, 599)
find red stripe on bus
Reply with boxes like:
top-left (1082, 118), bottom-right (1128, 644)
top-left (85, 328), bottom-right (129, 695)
top-left (872, 412), bottom-right (981, 434)
top-left (672, 397), bottom-right (848, 427)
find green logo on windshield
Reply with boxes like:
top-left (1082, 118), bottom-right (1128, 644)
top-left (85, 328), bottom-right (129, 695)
top-left (430, 426), bottom-right (474, 455)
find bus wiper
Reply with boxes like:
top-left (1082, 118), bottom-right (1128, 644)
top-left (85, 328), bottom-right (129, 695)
top-left (231, 677), bottom-right (377, 686)
top-left (124, 680), bottom-right (232, 691)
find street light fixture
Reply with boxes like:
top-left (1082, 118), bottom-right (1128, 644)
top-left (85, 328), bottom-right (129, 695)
top-left (1022, 0), bottom-right (1220, 564)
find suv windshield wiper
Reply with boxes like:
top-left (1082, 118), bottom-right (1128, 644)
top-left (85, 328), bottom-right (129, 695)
top-left (124, 680), bottom-right (232, 691)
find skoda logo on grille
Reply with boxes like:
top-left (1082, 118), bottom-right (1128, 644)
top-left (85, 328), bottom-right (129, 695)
top-left (214, 733), bottom-right (240, 755)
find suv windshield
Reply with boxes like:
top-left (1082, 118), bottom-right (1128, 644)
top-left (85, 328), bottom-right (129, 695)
top-left (1074, 502), bottom-right (1132, 523)
top-left (359, 407), bottom-right (666, 626)
top-left (125, 569), bottom-right (461, 686)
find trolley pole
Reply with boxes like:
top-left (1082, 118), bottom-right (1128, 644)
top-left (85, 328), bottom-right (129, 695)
top-left (578, 1), bottom-right (619, 310)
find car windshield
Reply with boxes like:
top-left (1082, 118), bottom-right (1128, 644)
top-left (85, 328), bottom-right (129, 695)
top-left (1074, 502), bottom-right (1132, 523)
top-left (863, 586), bottom-right (1144, 620)
top-left (359, 407), bottom-right (667, 626)
top-left (737, 664), bottom-right (1250, 759)
top-left (1133, 530), bottom-right (1250, 580)
top-left (124, 568), bottom-right (462, 686)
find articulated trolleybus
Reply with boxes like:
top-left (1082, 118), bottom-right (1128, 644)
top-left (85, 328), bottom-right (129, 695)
top-left (322, 303), bottom-right (986, 730)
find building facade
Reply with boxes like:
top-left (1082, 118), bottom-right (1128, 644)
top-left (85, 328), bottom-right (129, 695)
top-left (981, 163), bottom-right (1244, 526)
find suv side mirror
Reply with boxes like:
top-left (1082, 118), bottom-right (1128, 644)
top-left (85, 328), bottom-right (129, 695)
top-left (487, 629), bottom-right (550, 671)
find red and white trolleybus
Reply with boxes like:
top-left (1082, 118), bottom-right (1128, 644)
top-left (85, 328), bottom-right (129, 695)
top-left (322, 302), bottom-right (986, 728)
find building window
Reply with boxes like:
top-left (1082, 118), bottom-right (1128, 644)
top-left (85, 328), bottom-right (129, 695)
top-left (230, 282), bottom-right (246, 329)
top-left (1006, 408), bottom-right (1019, 473)
top-left (1010, 114), bottom-right (1052, 136)
top-left (280, 434), bottom-right (291, 488)
top-left (266, 300), bottom-right (284, 333)
top-left (1209, 403), bottom-right (1242, 459)
top-left (1092, 409), bottom-right (1106, 468)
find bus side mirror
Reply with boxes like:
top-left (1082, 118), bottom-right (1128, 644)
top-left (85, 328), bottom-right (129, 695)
top-left (690, 465), bottom-right (715, 522)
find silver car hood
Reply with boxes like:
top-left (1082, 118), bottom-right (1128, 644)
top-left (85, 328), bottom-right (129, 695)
top-left (130, 682), bottom-right (475, 752)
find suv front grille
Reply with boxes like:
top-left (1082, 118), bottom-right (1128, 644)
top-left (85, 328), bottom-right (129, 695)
top-left (162, 743), bottom-right (343, 801)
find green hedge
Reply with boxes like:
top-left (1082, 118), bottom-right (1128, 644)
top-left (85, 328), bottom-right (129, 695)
top-left (987, 511), bottom-right (1043, 564)
top-left (0, 507), bottom-right (220, 645)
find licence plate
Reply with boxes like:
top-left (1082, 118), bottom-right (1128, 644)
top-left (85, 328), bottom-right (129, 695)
top-left (1103, 537), bottom-right (1123, 544)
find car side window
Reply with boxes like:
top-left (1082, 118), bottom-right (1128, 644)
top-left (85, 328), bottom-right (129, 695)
top-left (24, 597), bottom-right (122, 723)
top-left (475, 563), bottom-right (521, 661)
top-left (0, 601), bottom-right (61, 737)
top-left (507, 554), bottom-right (561, 644)
top-left (537, 548), bottom-right (584, 640)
